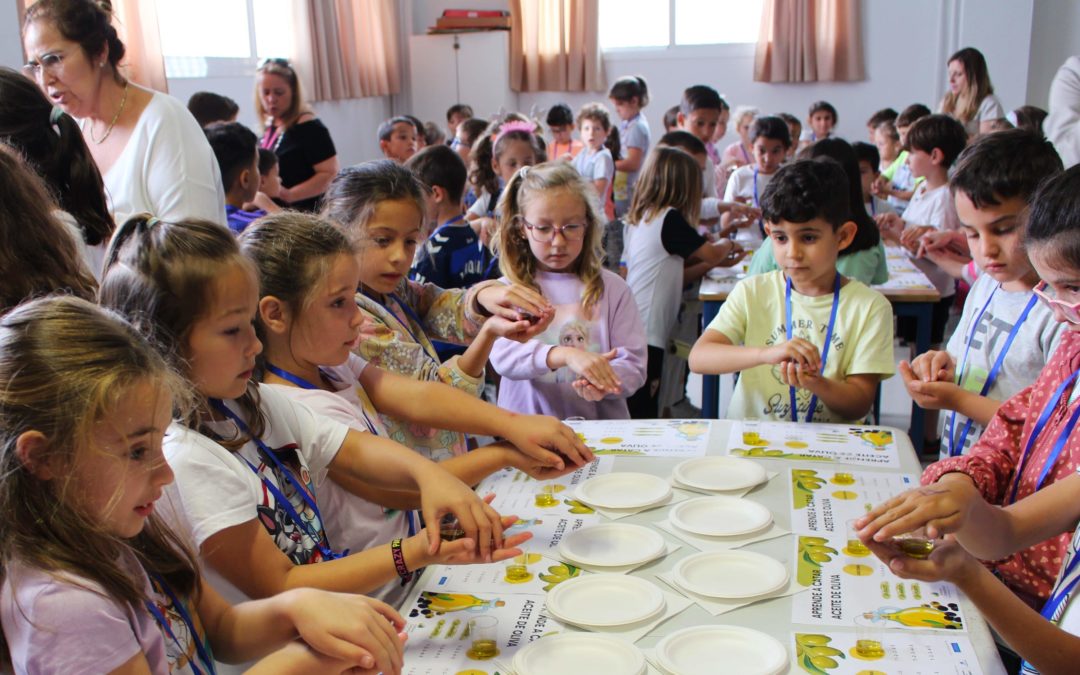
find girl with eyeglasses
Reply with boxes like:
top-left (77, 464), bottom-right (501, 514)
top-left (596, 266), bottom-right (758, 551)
top-left (489, 162), bottom-right (647, 419)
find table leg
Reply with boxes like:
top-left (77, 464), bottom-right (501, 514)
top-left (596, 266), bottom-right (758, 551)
top-left (910, 302), bottom-right (933, 456)
top-left (701, 300), bottom-right (721, 419)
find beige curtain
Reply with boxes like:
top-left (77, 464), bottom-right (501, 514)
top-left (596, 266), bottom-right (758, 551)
top-left (19, 0), bottom-right (168, 92)
top-left (292, 0), bottom-right (401, 101)
top-left (509, 0), bottom-right (604, 93)
top-left (754, 0), bottom-right (864, 83)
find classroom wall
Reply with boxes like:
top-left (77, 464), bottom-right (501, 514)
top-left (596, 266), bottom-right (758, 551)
top-left (1026, 0), bottom-right (1080, 107)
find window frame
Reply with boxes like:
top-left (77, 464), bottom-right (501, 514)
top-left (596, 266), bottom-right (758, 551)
top-left (598, 0), bottom-right (762, 55)
top-left (158, 0), bottom-right (286, 80)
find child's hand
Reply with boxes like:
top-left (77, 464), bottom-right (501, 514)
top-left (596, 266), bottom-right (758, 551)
top-left (562, 348), bottom-right (622, 394)
top-left (421, 509), bottom-right (532, 566)
top-left (761, 338), bottom-right (821, 372)
top-left (908, 351), bottom-right (955, 383)
top-left (777, 361), bottom-right (824, 392)
top-left (477, 283), bottom-right (554, 326)
top-left (571, 379), bottom-right (608, 402)
top-left (874, 212), bottom-right (904, 240)
top-left (920, 230), bottom-right (968, 256)
top-left (498, 414), bottom-right (595, 470)
top-left (416, 471), bottom-right (505, 560)
top-left (726, 202), bottom-right (762, 222)
top-left (715, 241), bottom-right (748, 268)
top-left (855, 475), bottom-right (981, 542)
top-left (901, 225), bottom-right (936, 254)
top-left (285, 590), bottom-right (405, 673)
top-left (901, 363), bottom-right (961, 411)
top-left (863, 537), bottom-right (976, 585)
top-left (503, 442), bottom-right (584, 480)
top-left (480, 314), bottom-right (550, 343)
top-left (871, 175), bottom-right (891, 198)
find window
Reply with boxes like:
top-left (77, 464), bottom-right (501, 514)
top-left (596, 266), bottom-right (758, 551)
top-left (598, 0), bottom-right (764, 51)
top-left (155, 0), bottom-right (293, 77)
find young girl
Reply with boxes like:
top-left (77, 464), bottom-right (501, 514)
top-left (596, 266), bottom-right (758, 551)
top-left (466, 118), bottom-right (545, 254)
top-left (98, 215), bottom-right (525, 624)
top-left (720, 105), bottom-right (759, 181)
top-left (609, 75), bottom-right (651, 216)
top-left (322, 161), bottom-right (588, 464)
top-left (623, 147), bottom-right (744, 418)
top-left (0, 296), bottom-right (408, 674)
top-left (238, 213), bottom-right (590, 603)
top-left (571, 103), bottom-right (616, 222)
top-left (489, 162), bottom-right (647, 419)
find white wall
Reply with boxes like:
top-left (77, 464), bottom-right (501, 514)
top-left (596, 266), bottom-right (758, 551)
top-left (1, 0), bottom-right (22, 71)
top-left (1027, 0), bottom-right (1080, 107)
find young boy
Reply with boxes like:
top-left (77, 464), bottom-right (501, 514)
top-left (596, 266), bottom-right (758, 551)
top-left (677, 85), bottom-right (726, 217)
top-left (572, 103), bottom-right (615, 219)
top-left (689, 159), bottom-right (895, 423)
top-left (445, 103), bottom-right (473, 141)
top-left (778, 113), bottom-right (802, 161)
top-left (798, 100), bottom-right (837, 149)
top-left (547, 103), bottom-right (583, 160)
top-left (852, 141), bottom-right (895, 218)
top-left (663, 105), bottom-right (680, 133)
top-left (721, 115), bottom-right (792, 245)
top-left (187, 91), bottom-right (238, 128)
top-left (865, 107), bottom-right (898, 141)
top-left (243, 148), bottom-right (283, 215)
top-left (378, 116), bottom-right (418, 163)
top-left (875, 105), bottom-right (931, 213)
top-left (204, 122), bottom-right (263, 234)
top-left (407, 144), bottom-right (484, 289)
top-left (900, 130), bottom-right (1065, 458)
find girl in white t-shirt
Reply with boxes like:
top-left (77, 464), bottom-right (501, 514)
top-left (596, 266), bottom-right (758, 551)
top-left (238, 213), bottom-right (585, 601)
top-left (99, 215), bottom-right (525, 615)
top-left (0, 297), bottom-right (408, 674)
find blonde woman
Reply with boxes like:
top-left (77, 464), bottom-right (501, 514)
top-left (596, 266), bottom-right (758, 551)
top-left (939, 47), bottom-right (1006, 137)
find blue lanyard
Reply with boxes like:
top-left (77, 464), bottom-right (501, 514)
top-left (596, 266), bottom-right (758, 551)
top-left (740, 143), bottom-right (751, 164)
top-left (432, 214), bottom-right (466, 237)
top-left (359, 289), bottom-right (441, 364)
top-left (1006, 368), bottom-right (1080, 504)
top-left (752, 168), bottom-right (765, 237)
top-left (208, 399), bottom-right (345, 561)
top-left (869, 198), bottom-right (876, 217)
top-left (145, 573), bottom-right (215, 675)
top-left (785, 274), bottom-right (842, 422)
top-left (265, 363), bottom-right (378, 435)
top-left (1042, 552), bottom-right (1080, 622)
top-left (947, 290), bottom-right (1038, 457)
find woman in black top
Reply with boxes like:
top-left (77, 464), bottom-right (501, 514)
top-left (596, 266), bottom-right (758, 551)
top-left (255, 59), bottom-right (339, 212)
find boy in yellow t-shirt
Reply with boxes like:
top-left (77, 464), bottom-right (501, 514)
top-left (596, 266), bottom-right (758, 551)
top-left (689, 159), bottom-right (895, 423)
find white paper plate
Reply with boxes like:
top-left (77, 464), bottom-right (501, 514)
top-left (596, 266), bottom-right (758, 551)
top-left (574, 472), bottom-right (672, 510)
top-left (669, 496), bottom-right (773, 537)
top-left (513, 633), bottom-right (646, 675)
top-left (655, 625), bottom-right (788, 675)
top-left (545, 574), bottom-right (665, 627)
top-left (672, 551), bottom-right (788, 599)
top-left (673, 456), bottom-right (767, 492)
top-left (557, 523), bottom-right (666, 567)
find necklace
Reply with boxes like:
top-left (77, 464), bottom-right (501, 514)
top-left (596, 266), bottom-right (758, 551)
top-left (88, 80), bottom-right (129, 145)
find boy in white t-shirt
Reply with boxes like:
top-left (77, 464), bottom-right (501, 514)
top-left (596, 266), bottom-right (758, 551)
top-left (721, 116), bottom-right (792, 247)
top-left (690, 159), bottom-right (895, 424)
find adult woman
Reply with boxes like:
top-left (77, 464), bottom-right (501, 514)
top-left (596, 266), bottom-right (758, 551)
top-left (939, 47), bottom-right (1005, 137)
top-left (22, 0), bottom-right (226, 227)
top-left (0, 66), bottom-right (112, 278)
top-left (255, 59), bottom-right (339, 212)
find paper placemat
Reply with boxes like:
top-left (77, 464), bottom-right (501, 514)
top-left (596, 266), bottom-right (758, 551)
top-left (643, 648), bottom-right (797, 675)
top-left (559, 542), bottom-right (681, 574)
top-left (655, 518), bottom-right (790, 552)
top-left (668, 470), bottom-right (779, 498)
top-left (590, 488), bottom-right (692, 520)
top-left (656, 571), bottom-right (808, 616)
top-left (552, 589), bottom-right (693, 644)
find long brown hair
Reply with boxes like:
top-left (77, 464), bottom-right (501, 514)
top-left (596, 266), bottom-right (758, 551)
top-left (0, 145), bottom-right (97, 313)
top-left (99, 214), bottom-right (266, 448)
top-left (0, 297), bottom-right (198, 662)
top-left (493, 162), bottom-right (605, 315)
top-left (940, 47), bottom-right (995, 124)
top-left (321, 159), bottom-right (427, 242)
top-left (627, 146), bottom-right (703, 226)
top-left (254, 58), bottom-right (310, 131)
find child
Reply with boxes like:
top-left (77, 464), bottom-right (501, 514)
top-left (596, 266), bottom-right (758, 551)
top-left (205, 122), bottom-right (265, 234)
top-left (798, 100), bottom-right (838, 149)
top-left (677, 85), bottom-right (726, 207)
top-left (99, 215), bottom-right (534, 625)
top-left (876, 114), bottom-right (969, 353)
top-left (405, 115), bottom-right (427, 152)
top-left (187, 91), bottom-right (239, 128)
top-left (865, 107), bottom-right (898, 140)
top-left (623, 146), bottom-right (744, 418)
top-left (453, 117), bottom-right (489, 169)
top-left (572, 102), bottom-right (616, 221)
top-left (778, 113), bottom-right (802, 162)
top-left (322, 160), bottom-right (575, 461)
top-left (466, 119), bottom-right (544, 252)
top-left (608, 75), bottom-right (651, 216)
top-left (1011, 105), bottom-right (1049, 136)
top-left (377, 116), bottom-right (418, 163)
top-left (900, 131), bottom-right (1065, 459)
top-left (663, 105), bottom-right (680, 133)
top-left (689, 159), bottom-right (895, 423)
top-left (547, 103), bottom-right (583, 160)
top-left (720, 105), bottom-right (759, 175)
top-left (658, 131), bottom-right (760, 229)
top-left (445, 103), bottom-right (473, 141)
top-left (244, 147), bottom-right (284, 214)
top-left (0, 296), bottom-right (408, 674)
top-left (871, 120), bottom-right (916, 215)
top-left (408, 145), bottom-right (485, 289)
top-left (239, 213), bottom-right (588, 603)
top-left (721, 115), bottom-right (792, 246)
top-left (489, 162), bottom-right (647, 419)
top-left (852, 141), bottom-right (896, 218)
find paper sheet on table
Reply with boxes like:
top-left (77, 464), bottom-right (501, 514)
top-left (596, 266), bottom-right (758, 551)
top-left (791, 534), bottom-right (968, 631)
top-left (727, 421), bottom-right (902, 468)
top-left (789, 468), bottom-right (918, 535)
top-left (564, 419), bottom-right (712, 458)
top-left (791, 631), bottom-right (983, 674)
top-left (509, 514), bottom-right (601, 555)
top-left (476, 457), bottom-right (613, 520)
top-left (425, 554), bottom-right (587, 596)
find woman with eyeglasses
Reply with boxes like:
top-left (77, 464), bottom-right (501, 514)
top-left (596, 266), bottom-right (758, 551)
top-left (21, 0), bottom-right (226, 228)
top-left (255, 59), bottom-right (340, 212)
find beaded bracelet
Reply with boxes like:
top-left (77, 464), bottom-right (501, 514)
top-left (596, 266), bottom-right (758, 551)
top-left (391, 538), bottom-right (413, 583)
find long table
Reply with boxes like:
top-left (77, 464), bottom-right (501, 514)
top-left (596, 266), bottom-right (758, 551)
top-left (699, 249), bottom-right (941, 454)
top-left (401, 420), bottom-right (1005, 674)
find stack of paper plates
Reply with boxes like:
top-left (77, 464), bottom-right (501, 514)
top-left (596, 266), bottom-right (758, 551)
top-left (669, 496), bottom-right (773, 537)
top-left (545, 574), bottom-right (665, 627)
top-left (574, 472), bottom-right (672, 510)
top-left (513, 633), bottom-right (647, 675)
top-left (557, 523), bottom-right (665, 568)
top-left (655, 625), bottom-right (788, 675)
top-left (672, 456), bottom-right (767, 492)
top-left (671, 551), bottom-right (788, 599)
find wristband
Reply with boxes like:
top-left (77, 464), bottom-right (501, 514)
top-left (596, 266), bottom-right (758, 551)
top-left (391, 538), bottom-right (413, 583)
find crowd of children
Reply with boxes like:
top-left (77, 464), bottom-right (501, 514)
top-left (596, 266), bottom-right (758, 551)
top-left (5, 5), bottom-right (1080, 670)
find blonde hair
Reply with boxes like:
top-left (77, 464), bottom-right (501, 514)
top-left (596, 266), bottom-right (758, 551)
top-left (493, 162), bottom-right (605, 315)
top-left (0, 297), bottom-right (198, 661)
top-left (940, 47), bottom-right (995, 125)
top-left (627, 146), bottom-right (703, 227)
top-left (254, 59), bottom-right (311, 131)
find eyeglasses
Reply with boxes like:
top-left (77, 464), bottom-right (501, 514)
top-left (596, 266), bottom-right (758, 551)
top-left (23, 50), bottom-right (68, 79)
top-left (518, 217), bottom-right (587, 242)
top-left (1034, 280), bottom-right (1080, 325)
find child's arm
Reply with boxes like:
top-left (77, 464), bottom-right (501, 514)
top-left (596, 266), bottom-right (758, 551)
top-left (456, 313), bottom-right (547, 379)
top-left (779, 366), bottom-right (881, 421)
top-left (688, 328), bottom-right (821, 375)
top-left (900, 355), bottom-right (1003, 426)
top-left (244, 192), bottom-right (282, 214)
top-left (614, 145), bottom-right (643, 173)
top-left (684, 240), bottom-right (747, 283)
top-left (592, 178), bottom-right (609, 198)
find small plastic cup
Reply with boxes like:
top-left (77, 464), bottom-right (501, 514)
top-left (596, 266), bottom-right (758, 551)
top-left (466, 616), bottom-right (500, 660)
top-left (853, 614), bottom-right (886, 659)
top-left (535, 484), bottom-right (559, 508)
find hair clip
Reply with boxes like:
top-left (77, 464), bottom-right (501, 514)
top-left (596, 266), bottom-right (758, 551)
top-left (145, 216), bottom-right (161, 229)
top-left (517, 165), bottom-right (530, 180)
top-left (494, 120), bottom-right (536, 145)
top-left (49, 106), bottom-right (64, 125)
